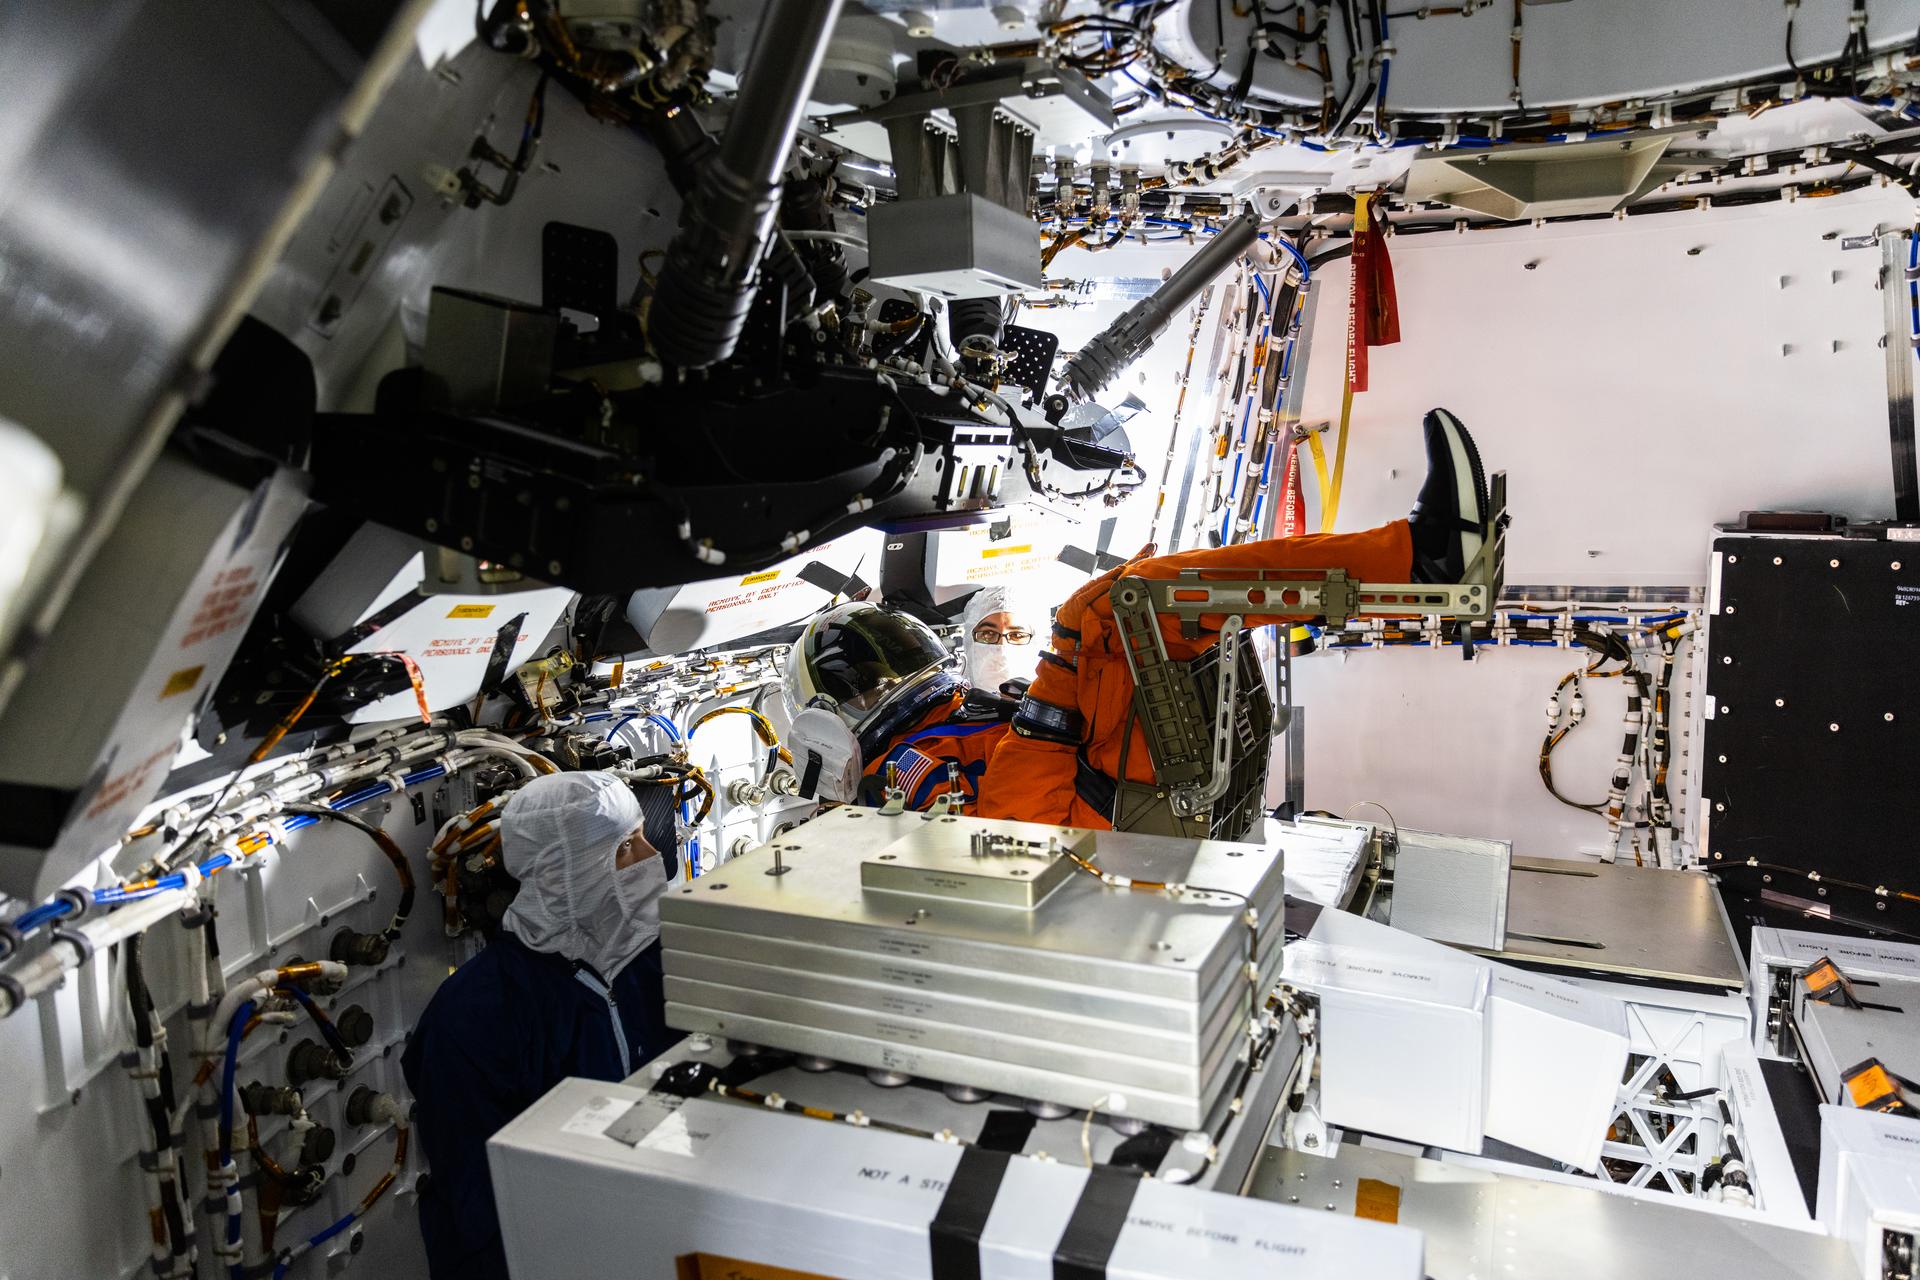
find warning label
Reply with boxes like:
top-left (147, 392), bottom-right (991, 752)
top-left (180, 566), bottom-right (260, 648)
top-left (704, 581), bottom-right (799, 615)
top-left (740, 570), bottom-right (781, 586)
top-left (83, 744), bottom-right (175, 820)
top-left (419, 631), bottom-right (527, 659)
top-left (446, 603), bottom-right (495, 619)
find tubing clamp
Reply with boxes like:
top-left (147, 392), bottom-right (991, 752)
top-left (49, 926), bottom-right (94, 966)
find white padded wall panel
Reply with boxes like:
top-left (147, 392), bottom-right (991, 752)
top-left (1287, 186), bottom-right (1911, 856)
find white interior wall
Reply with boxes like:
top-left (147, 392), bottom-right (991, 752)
top-left (0, 711), bottom-right (797, 1280)
top-left (1287, 186), bottom-right (1915, 856)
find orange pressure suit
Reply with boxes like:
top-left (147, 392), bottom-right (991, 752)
top-left (976, 519), bottom-right (1414, 828)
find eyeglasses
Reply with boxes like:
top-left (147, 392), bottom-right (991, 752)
top-left (971, 624), bottom-right (1033, 645)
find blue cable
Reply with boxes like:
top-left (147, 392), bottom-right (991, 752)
top-left (13, 901), bottom-right (71, 932)
top-left (1221, 275), bottom-right (1282, 542)
top-left (1052, 216), bottom-right (1311, 283)
top-left (218, 1002), bottom-right (253, 1166)
top-left (9, 754), bottom-right (455, 931)
top-left (602, 714), bottom-right (643, 743)
top-left (273, 1211), bottom-right (361, 1280)
top-left (330, 782), bottom-right (394, 811)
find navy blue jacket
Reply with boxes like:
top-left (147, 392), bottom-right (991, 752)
top-left (401, 931), bottom-right (675, 1280)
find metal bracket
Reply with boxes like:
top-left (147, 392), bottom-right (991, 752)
top-left (1106, 473), bottom-right (1507, 832)
top-left (1110, 578), bottom-right (1213, 790)
top-left (1130, 470), bottom-right (1509, 631)
top-left (1179, 615), bottom-right (1244, 817)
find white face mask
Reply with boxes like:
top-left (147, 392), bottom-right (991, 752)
top-left (578, 854), bottom-right (667, 981)
top-left (500, 772), bottom-right (670, 981)
top-left (970, 643), bottom-right (1015, 694)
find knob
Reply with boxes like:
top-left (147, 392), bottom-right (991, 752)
top-left (330, 928), bottom-right (390, 968)
top-left (346, 1086), bottom-right (403, 1128)
top-left (298, 1125), bottom-right (336, 1167)
top-left (286, 1039), bottom-right (350, 1086)
top-left (334, 1005), bottom-right (375, 1048)
top-left (240, 1082), bottom-right (302, 1117)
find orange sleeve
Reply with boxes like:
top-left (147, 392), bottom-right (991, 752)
top-left (982, 521), bottom-right (1415, 813)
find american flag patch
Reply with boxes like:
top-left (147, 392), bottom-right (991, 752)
top-left (890, 746), bottom-right (941, 798)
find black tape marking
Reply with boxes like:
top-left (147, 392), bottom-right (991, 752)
top-left (929, 1146), bottom-right (1013, 1280)
top-left (1052, 1165), bottom-right (1141, 1280)
top-left (975, 1109), bottom-right (1037, 1154)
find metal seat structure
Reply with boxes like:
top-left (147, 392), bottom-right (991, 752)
top-left (1107, 473), bottom-right (1509, 841)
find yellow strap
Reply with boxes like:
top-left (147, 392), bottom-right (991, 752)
top-left (1306, 429), bottom-right (1332, 515)
top-left (1323, 379), bottom-right (1354, 534)
top-left (1321, 192), bottom-right (1370, 533)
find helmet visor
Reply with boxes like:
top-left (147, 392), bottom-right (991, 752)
top-left (803, 606), bottom-right (948, 724)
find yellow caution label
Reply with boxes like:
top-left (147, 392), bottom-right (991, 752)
top-left (447, 603), bottom-right (495, 619)
top-left (1354, 1178), bottom-right (1402, 1223)
top-left (981, 544), bottom-right (1033, 559)
top-left (740, 570), bottom-right (781, 586)
top-left (675, 1255), bottom-right (842, 1280)
top-left (159, 666), bottom-right (205, 699)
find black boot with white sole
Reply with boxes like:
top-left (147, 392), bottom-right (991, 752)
top-left (1409, 407), bottom-right (1490, 585)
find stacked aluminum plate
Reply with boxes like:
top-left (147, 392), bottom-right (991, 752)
top-left (659, 808), bottom-right (1287, 1130)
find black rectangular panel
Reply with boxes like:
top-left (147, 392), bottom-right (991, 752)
top-left (1702, 533), bottom-right (1918, 938)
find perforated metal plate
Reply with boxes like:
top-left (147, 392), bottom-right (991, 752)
top-left (999, 323), bottom-right (1059, 398)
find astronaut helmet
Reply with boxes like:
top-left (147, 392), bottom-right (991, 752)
top-left (784, 601), bottom-right (951, 730)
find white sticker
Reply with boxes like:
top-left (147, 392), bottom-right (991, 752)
top-left (605, 1091), bottom-right (710, 1158)
top-left (636, 1108), bottom-right (698, 1157)
top-left (560, 1094), bottom-right (634, 1139)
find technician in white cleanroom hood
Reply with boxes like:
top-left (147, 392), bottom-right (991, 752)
top-left (962, 585), bottom-right (1045, 697)
top-left (401, 771), bottom-right (679, 1280)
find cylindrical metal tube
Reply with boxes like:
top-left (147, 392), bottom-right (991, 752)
top-left (1059, 208), bottom-right (1261, 400)
top-left (650, 0), bottom-right (846, 368)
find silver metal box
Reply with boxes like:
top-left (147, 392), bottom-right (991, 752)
top-left (1380, 828), bottom-right (1511, 950)
top-left (660, 808), bottom-right (1285, 1129)
top-left (867, 193), bottom-right (1044, 298)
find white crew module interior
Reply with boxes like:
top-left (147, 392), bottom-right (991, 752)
top-left (2, 2), bottom-right (1918, 1278)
